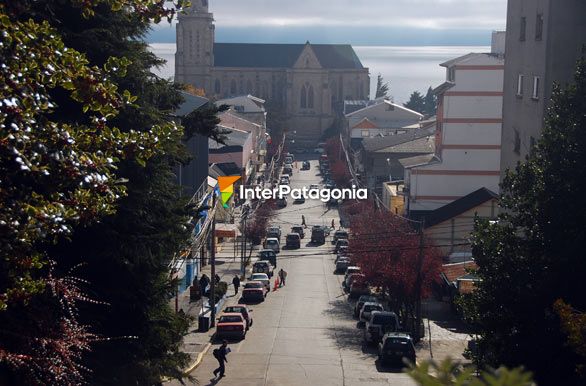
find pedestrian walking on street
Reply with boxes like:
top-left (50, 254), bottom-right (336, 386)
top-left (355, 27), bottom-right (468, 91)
top-left (279, 269), bottom-right (287, 286)
top-left (199, 274), bottom-right (210, 296)
top-left (214, 273), bottom-right (221, 285)
top-left (232, 275), bottom-right (240, 295)
top-left (301, 215), bottom-right (306, 228)
top-left (213, 340), bottom-right (229, 379)
top-left (331, 218), bottom-right (335, 229)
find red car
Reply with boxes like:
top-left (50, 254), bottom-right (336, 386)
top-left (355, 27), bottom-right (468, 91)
top-left (242, 281), bottom-right (268, 302)
top-left (216, 313), bottom-right (246, 340)
top-left (224, 305), bottom-right (253, 329)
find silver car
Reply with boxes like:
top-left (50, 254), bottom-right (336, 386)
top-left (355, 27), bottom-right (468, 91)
top-left (359, 302), bottom-right (384, 324)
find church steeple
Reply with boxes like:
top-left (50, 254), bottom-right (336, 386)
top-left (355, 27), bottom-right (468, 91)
top-left (175, 0), bottom-right (215, 91)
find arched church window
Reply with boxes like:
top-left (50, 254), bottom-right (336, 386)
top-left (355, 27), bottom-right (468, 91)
top-left (230, 79), bottom-right (237, 95)
top-left (214, 79), bottom-right (221, 94)
top-left (308, 85), bottom-right (314, 108)
top-left (300, 85), bottom-right (307, 108)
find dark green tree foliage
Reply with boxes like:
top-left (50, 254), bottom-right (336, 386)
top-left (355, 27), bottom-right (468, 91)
top-left (462, 60), bottom-right (586, 385)
top-left (424, 87), bottom-right (437, 116)
top-left (375, 73), bottom-right (390, 99)
top-left (404, 91), bottom-right (426, 114)
top-left (1, 0), bottom-right (221, 384)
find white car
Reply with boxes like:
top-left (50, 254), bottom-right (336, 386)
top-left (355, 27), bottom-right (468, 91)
top-left (250, 273), bottom-right (270, 291)
top-left (314, 148), bottom-right (325, 154)
top-left (264, 237), bottom-right (280, 253)
top-left (309, 183), bottom-right (320, 190)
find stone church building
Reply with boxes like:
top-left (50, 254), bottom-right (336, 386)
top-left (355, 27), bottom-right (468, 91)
top-left (175, 0), bottom-right (370, 145)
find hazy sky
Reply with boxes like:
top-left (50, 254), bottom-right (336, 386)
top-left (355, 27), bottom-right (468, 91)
top-left (149, 0), bottom-right (507, 45)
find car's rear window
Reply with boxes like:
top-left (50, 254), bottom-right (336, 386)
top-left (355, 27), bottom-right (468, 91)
top-left (372, 314), bottom-right (397, 325)
top-left (219, 316), bottom-right (242, 323)
top-left (364, 304), bottom-right (382, 312)
top-left (245, 282), bottom-right (263, 288)
top-left (383, 339), bottom-right (410, 349)
top-left (224, 307), bottom-right (244, 313)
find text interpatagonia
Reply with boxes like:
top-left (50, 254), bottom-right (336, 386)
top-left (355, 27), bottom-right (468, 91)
top-left (239, 185), bottom-right (368, 202)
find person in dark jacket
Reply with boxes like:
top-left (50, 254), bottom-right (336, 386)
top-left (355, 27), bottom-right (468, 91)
top-left (199, 274), bottom-right (210, 297)
top-left (232, 275), bottom-right (241, 295)
top-left (213, 340), bottom-right (229, 378)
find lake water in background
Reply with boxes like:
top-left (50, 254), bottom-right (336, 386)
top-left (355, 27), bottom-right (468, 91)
top-left (148, 43), bottom-right (489, 104)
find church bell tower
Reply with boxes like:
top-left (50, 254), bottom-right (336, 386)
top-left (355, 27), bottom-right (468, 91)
top-left (175, 0), bottom-right (214, 92)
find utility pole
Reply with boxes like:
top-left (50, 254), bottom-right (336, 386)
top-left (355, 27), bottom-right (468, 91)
top-left (210, 193), bottom-right (217, 327)
top-left (414, 219), bottom-right (425, 342)
top-left (240, 210), bottom-right (247, 278)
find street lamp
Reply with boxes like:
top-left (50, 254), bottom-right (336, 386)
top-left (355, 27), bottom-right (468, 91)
top-left (386, 158), bottom-right (393, 182)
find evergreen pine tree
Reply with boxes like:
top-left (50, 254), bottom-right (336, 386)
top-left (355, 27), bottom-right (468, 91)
top-left (423, 87), bottom-right (437, 116)
top-left (404, 91), bottom-right (426, 114)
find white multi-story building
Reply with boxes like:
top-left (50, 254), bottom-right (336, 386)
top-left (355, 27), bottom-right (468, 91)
top-left (404, 32), bottom-right (505, 213)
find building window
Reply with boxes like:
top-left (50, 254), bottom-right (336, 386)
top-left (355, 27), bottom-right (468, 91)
top-left (517, 74), bottom-right (524, 96)
top-left (230, 79), bottom-right (237, 95)
top-left (361, 130), bottom-right (369, 137)
top-left (520, 17), bottom-right (526, 41)
top-left (214, 79), bottom-right (221, 94)
top-left (447, 67), bottom-right (455, 82)
top-left (532, 76), bottom-right (540, 99)
top-left (300, 83), bottom-right (314, 109)
top-left (535, 14), bottom-right (543, 41)
top-left (514, 130), bottom-right (521, 155)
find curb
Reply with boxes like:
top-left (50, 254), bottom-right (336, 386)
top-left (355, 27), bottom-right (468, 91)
top-left (184, 342), bottom-right (212, 375)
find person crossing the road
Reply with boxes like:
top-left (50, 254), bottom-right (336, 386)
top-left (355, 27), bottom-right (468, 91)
top-left (213, 340), bottom-right (230, 379)
top-left (301, 214), bottom-right (307, 228)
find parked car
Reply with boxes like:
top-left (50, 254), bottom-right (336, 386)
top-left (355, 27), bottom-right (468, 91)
top-left (344, 273), bottom-right (364, 290)
top-left (319, 154), bottom-right (328, 163)
top-left (252, 260), bottom-right (274, 278)
top-left (266, 226), bottom-right (281, 241)
top-left (264, 238), bottom-right (280, 254)
top-left (285, 233), bottom-right (301, 249)
top-left (337, 245), bottom-right (349, 257)
top-left (335, 258), bottom-right (350, 274)
top-left (291, 225), bottom-right (305, 238)
top-left (216, 313), bottom-right (247, 340)
top-left (284, 155), bottom-right (294, 164)
top-left (223, 305), bottom-right (253, 329)
top-left (258, 249), bottom-right (277, 267)
top-left (314, 147), bottom-right (325, 154)
top-left (378, 333), bottom-right (416, 366)
top-left (350, 279), bottom-right (370, 299)
top-left (364, 311), bottom-right (401, 344)
top-left (242, 281), bottom-right (268, 302)
top-left (276, 197), bottom-right (287, 208)
top-left (333, 230), bottom-right (349, 243)
top-left (309, 183), bottom-right (320, 190)
top-left (344, 266), bottom-right (361, 280)
top-left (250, 273), bottom-right (271, 291)
top-left (334, 239), bottom-right (349, 253)
top-left (283, 165), bottom-right (293, 176)
top-left (360, 302), bottom-right (384, 324)
top-left (293, 195), bottom-right (305, 204)
top-left (354, 295), bottom-right (379, 318)
top-left (301, 161), bottom-right (311, 170)
top-left (279, 175), bottom-right (290, 185)
top-left (311, 226), bottom-right (326, 244)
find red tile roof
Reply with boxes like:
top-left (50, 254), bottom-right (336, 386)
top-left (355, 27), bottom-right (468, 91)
top-left (442, 261), bottom-right (477, 283)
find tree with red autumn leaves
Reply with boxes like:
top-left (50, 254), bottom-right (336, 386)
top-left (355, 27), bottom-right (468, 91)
top-left (325, 137), bottom-right (353, 187)
top-left (347, 201), bottom-right (442, 335)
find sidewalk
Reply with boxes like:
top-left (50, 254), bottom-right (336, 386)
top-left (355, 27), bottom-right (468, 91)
top-left (167, 240), bottom-right (260, 383)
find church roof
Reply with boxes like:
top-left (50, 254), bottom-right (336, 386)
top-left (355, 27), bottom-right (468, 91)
top-left (213, 43), bottom-right (365, 69)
